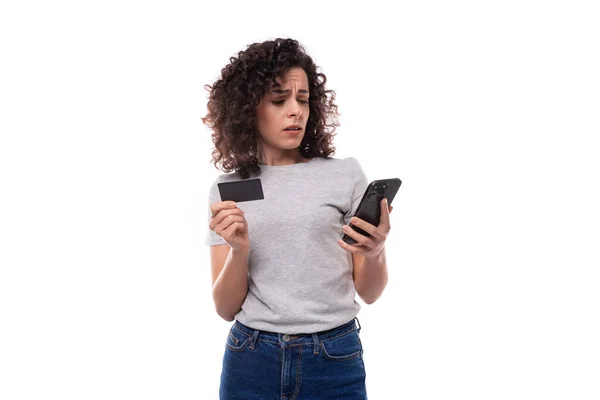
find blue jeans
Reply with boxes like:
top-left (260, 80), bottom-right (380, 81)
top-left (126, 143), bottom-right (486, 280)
top-left (219, 317), bottom-right (368, 400)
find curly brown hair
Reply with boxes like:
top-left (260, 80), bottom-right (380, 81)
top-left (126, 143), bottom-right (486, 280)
top-left (201, 38), bottom-right (340, 179)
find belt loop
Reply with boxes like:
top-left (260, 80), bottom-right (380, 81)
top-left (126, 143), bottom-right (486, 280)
top-left (249, 329), bottom-right (260, 350)
top-left (312, 333), bottom-right (319, 355)
top-left (355, 317), bottom-right (361, 333)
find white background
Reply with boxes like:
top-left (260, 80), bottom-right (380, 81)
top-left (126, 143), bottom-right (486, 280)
top-left (1, 1), bottom-right (599, 399)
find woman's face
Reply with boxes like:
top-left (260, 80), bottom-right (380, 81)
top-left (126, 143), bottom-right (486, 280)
top-left (255, 67), bottom-right (310, 159)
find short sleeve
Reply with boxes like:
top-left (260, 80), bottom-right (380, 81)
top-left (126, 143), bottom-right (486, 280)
top-left (343, 157), bottom-right (370, 226)
top-left (204, 177), bottom-right (227, 246)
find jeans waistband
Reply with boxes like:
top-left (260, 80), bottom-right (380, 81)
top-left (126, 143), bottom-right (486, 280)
top-left (233, 317), bottom-right (361, 344)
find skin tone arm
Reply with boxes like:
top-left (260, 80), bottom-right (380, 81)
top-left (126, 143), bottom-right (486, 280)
top-left (338, 198), bottom-right (394, 304)
top-left (352, 248), bottom-right (388, 304)
top-left (210, 201), bottom-right (250, 321)
top-left (212, 246), bottom-right (250, 321)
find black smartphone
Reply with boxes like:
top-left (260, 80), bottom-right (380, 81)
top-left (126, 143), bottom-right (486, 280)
top-left (342, 178), bottom-right (402, 245)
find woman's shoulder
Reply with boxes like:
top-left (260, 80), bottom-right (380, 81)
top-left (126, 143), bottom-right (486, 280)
top-left (207, 170), bottom-right (244, 197)
top-left (317, 155), bottom-right (360, 165)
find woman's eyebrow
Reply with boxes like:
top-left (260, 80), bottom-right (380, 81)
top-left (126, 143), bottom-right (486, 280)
top-left (271, 89), bottom-right (309, 95)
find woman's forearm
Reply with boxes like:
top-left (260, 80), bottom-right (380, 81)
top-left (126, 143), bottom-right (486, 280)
top-left (212, 246), bottom-right (250, 321)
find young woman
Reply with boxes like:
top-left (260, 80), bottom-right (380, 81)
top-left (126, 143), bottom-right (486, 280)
top-left (203, 38), bottom-right (393, 400)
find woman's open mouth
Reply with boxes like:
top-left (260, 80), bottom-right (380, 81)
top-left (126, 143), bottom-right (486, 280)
top-left (283, 127), bottom-right (302, 134)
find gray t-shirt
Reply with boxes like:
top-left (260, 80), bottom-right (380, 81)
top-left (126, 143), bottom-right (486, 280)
top-left (204, 156), bottom-right (369, 334)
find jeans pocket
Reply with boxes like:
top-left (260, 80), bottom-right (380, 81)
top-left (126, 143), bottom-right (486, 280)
top-left (225, 326), bottom-right (250, 352)
top-left (320, 330), bottom-right (363, 361)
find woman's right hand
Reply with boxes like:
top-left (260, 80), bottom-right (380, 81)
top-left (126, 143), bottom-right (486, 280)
top-left (209, 201), bottom-right (249, 251)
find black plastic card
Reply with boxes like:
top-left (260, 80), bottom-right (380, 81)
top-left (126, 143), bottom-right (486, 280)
top-left (217, 178), bottom-right (264, 203)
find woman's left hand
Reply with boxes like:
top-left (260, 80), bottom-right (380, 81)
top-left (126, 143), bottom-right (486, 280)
top-left (338, 198), bottom-right (393, 259)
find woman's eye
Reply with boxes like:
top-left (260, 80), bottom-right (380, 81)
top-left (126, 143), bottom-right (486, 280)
top-left (271, 100), bottom-right (309, 106)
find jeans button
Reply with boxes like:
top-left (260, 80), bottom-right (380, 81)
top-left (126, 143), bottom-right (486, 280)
top-left (283, 334), bottom-right (290, 342)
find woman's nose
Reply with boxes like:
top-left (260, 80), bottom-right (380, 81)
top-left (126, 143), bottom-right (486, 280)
top-left (288, 102), bottom-right (302, 118)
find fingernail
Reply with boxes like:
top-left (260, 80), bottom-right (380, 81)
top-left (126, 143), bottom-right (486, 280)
top-left (230, 202), bottom-right (236, 207)
top-left (384, 198), bottom-right (388, 205)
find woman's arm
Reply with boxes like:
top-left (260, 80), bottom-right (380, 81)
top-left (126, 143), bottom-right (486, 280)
top-left (352, 248), bottom-right (388, 304)
top-left (211, 246), bottom-right (250, 321)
